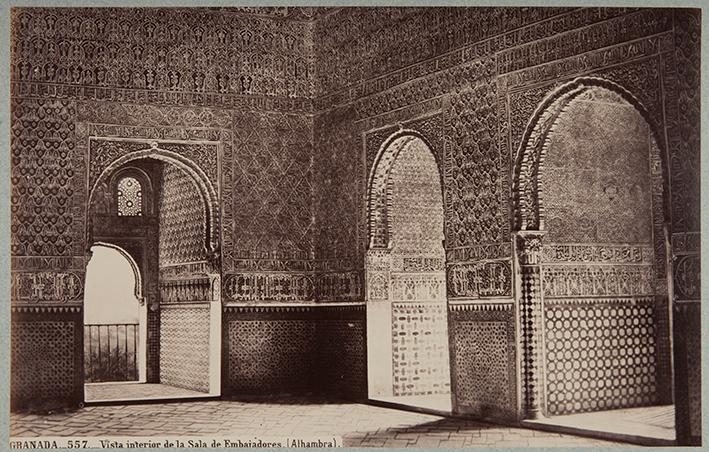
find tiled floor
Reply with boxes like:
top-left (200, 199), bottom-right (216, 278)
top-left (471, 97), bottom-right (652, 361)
top-left (10, 399), bottom-right (628, 447)
top-left (85, 382), bottom-right (210, 402)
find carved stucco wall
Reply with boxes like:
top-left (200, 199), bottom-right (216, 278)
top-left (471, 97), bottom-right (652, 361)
top-left (9, 7), bottom-right (700, 432)
top-left (11, 8), bottom-right (317, 302)
top-left (223, 111), bottom-right (315, 302)
top-left (312, 7), bottom-right (687, 298)
top-left (10, 7), bottom-right (318, 408)
top-left (312, 7), bottom-right (699, 426)
top-left (670, 9), bottom-right (701, 444)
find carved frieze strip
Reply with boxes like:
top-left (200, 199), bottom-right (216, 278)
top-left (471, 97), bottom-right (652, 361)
top-left (316, 8), bottom-right (637, 108)
top-left (77, 102), bottom-right (232, 128)
top-left (503, 31), bottom-right (673, 91)
top-left (161, 302), bottom-right (210, 309)
top-left (193, 6), bottom-right (335, 22)
top-left (12, 82), bottom-right (314, 113)
top-left (497, 9), bottom-right (671, 75)
top-left (223, 272), bottom-right (313, 302)
top-left (11, 305), bottom-right (82, 314)
top-left (82, 123), bottom-right (230, 143)
top-left (447, 260), bottom-right (512, 299)
top-left (11, 256), bottom-right (86, 271)
top-left (390, 272), bottom-right (446, 302)
top-left (541, 243), bottom-right (654, 264)
top-left (313, 258), bottom-right (359, 272)
top-left (446, 243), bottom-right (512, 263)
top-left (233, 259), bottom-right (314, 272)
top-left (449, 301), bottom-right (513, 312)
top-left (391, 257), bottom-right (445, 272)
top-left (542, 264), bottom-right (654, 298)
top-left (159, 277), bottom-right (212, 303)
top-left (672, 232), bottom-right (701, 255)
top-left (11, 271), bottom-right (84, 303)
top-left (317, 41), bottom-right (496, 110)
top-left (314, 271), bottom-right (362, 302)
top-left (11, 6), bottom-right (317, 36)
top-left (159, 261), bottom-right (212, 278)
top-left (390, 271), bottom-right (446, 278)
top-left (223, 303), bottom-right (366, 314)
top-left (544, 296), bottom-right (654, 306)
top-left (231, 249), bottom-right (312, 262)
top-left (392, 301), bottom-right (447, 308)
top-left (351, 58), bottom-right (495, 121)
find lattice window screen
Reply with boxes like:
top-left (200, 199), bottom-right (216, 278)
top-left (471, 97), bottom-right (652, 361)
top-left (117, 177), bottom-right (142, 216)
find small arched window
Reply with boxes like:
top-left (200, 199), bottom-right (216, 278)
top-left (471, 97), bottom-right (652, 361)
top-left (117, 176), bottom-right (143, 216)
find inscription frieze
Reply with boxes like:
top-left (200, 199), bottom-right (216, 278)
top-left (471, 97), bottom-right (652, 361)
top-left (541, 244), bottom-right (654, 264)
top-left (223, 272), bottom-right (313, 302)
top-left (504, 32), bottom-right (672, 91)
top-left (447, 260), bottom-right (512, 298)
top-left (446, 243), bottom-right (512, 263)
top-left (11, 271), bottom-right (84, 303)
top-left (314, 271), bottom-right (362, 302)
top-left (497, 9), bottom-right (671, 74)
top-left (542, 264), bottom-right (654, 298)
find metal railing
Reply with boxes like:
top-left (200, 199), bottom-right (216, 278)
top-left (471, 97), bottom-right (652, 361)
top-left (84, 324), bottom-right (139, 383)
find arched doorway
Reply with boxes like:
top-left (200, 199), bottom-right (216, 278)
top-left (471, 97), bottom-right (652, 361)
top-left (84, 144), bottom-right (221, 402)
top-left (84, 244), bottom-right (145, 387)
top-left (366, 132), bottom-right (452, 412)
top-left (513, 78), bottom-right (674, 441)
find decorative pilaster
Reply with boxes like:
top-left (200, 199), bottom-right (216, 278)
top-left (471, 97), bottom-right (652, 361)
top-left (365, 248), bottom-right (392, 302)
top-left (517, 230), bottom-right (546, 419)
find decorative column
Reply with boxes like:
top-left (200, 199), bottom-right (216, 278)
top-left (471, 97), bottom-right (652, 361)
top-left (516, 230), bottom-right (546, 419)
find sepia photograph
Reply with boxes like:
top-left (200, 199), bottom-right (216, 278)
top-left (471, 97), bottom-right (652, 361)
top-left (4, 3), bottom-right (703, 449)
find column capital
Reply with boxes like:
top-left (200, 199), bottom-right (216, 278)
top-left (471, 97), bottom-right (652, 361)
top-left (516, 230), bottom-right (546, 265)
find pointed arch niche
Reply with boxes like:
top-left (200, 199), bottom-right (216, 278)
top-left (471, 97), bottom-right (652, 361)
top-left (366, 131), bottom-right (452, 412)
top-left (511, 77), bottom-right (673, 423)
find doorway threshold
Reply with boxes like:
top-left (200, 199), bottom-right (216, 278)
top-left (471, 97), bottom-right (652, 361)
top-left (368, 394), bottom-right (453, 417)
top-left (522, 405), bottom-right (676, 446)
top-left (85, 382), bottom-right (217, 405)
